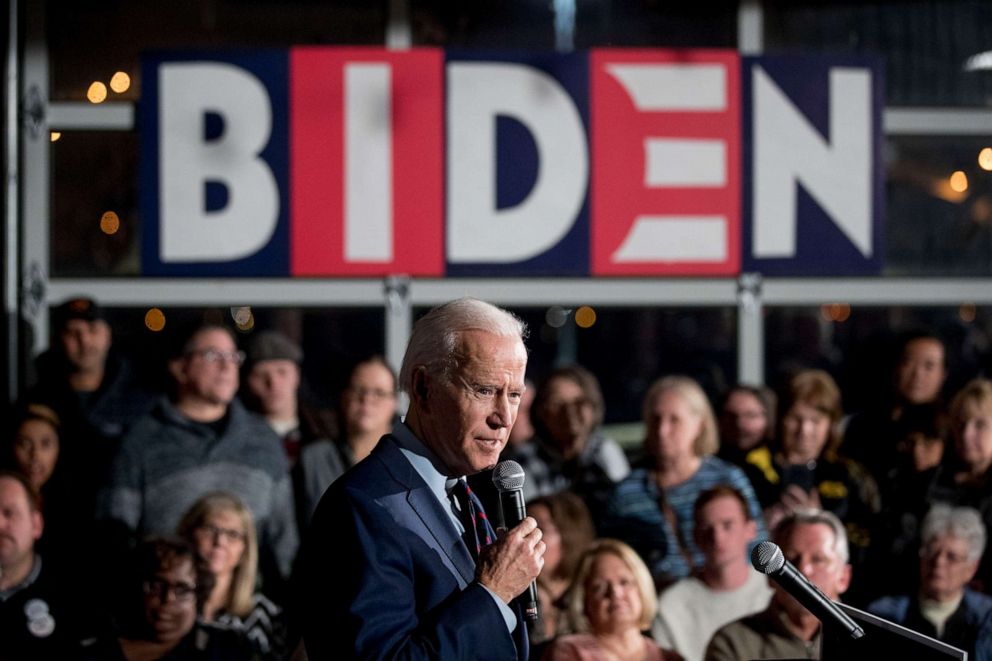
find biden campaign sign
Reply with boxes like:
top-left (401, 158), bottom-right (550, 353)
top-left (140, 48), bottom-right (883, 278)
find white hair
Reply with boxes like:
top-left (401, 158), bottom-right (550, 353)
top-left (398, 298), bottom-right (527, 395)
top-left (773, 507), bottom-right (850, 565)
top-left (922, 504), bottom-right (986, 561)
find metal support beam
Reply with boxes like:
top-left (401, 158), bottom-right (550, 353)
top-left (4, 0), bottom-right (20, 402)
top-left (20, 0), bottom-right (48, 367)
top-left (736, 273), bottom-right (764, 385)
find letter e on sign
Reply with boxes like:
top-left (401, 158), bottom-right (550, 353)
top-left (589, 49), bottom-right (741, 276)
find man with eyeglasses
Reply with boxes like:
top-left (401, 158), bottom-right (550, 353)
top-left (869, 504), bottom-right (992, 660)
top-left (99, 323), bottom-right (299, 589)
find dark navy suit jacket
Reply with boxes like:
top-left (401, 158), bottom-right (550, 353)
top-left (299, 434), bottom-right (522, 659)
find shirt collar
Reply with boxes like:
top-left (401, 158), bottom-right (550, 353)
top-left (0, 554), bottom-right (42, 602)
top-left (392, 422), bottom-right (460, 505)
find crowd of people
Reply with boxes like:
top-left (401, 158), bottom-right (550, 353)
top-left (2, 296), bottom-right (992, 660)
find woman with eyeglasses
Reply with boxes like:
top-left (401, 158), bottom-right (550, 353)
top-left (113, 536), bottom-right (255, 661)
top-left (178, 492), bottom-right (285, 660)
top-left (516, 365), bottom-right (629, 513)
top-left (296, 356), bottom-right (398, 522)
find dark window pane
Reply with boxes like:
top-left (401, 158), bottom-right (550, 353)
top-left (885, 136), bottom-right (992, 276)
top-left (765, 1), bottom-right (992, 107)
top-left (765, 305), bottom-right (992, 414)
top-left (51, 131), bottom-right (140, 276)
top-left (411, 0), bottom-right (737, 48)
top-left (47, 0), bottom-right (385, 102)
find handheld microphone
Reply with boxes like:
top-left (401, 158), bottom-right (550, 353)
top-left (751, 540), bottom-right (864, 640)
top-left (492, 460), bottom-right (539, 622)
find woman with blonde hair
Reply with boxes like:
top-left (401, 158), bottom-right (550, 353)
top-left (601, 376), bottom-right (765, 588)
top-left (178, 491), bottom-right (285, 659)
top-left (545, 539), bottom-right (681, 660)
top-left (928, 378), bottom-right (992, 590)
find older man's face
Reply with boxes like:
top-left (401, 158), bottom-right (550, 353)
top-left (173, 328), bottom-right (241, 407)
top-left (774, 522), bottom-right (851, 615)
top-left (920, 533), bottom-right (978, 603)
top-left (416, 330), bottom-right (527, 476)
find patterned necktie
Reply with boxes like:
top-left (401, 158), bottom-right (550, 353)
top-left (448, 478), bottom-right (494, 560)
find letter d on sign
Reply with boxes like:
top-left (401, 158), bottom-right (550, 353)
top-left (159, 62), bottom-right (278, 262)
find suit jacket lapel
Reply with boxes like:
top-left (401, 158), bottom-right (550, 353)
top-left (374, 436), bottom-right (477, 586)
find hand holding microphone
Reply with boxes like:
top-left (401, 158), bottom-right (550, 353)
top-left (475, 460), bottom-right (542, 621)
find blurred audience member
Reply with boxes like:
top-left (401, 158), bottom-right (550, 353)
top-left (528, 491), bottom-right (597, 650)
top-left (178, 492), bottom-right (286, 660)
top-left (3, 403), bottom-right (85, 567)
top-left (743, 369), bottom-right (878, 600)
top-left (0, 471), bottom-right (111, 658)
top-left (870, 505), bottom-right (992, 661)
top-left (6, 404), bottom-right (61, 495)
top-left (705, 509), bottom-right (852, 661)
top-left (296, 356), bottom-right (397, 521)
top-left (99, 323), bottom-right (298, 584)
top-left (601, 376), bottom-right (765, 587)
top-left (874, 403), bottom-right (949, 597)
top-left (843, 330), bottom-right (947, 480)
top-left (508, 378), bottom-right (537, 448)
top-left (520, 366), bottom-right (629, 510)
top-left (242, 331), bottom-right (336, 469)
top-left (929, 378), bottom-right (992, 590)
top-left (114, 536), bottom-right (255, 660)
top-left (546, 539), bottom-right (681, 661)
top-left (652, 486), bottom-right (772, 661)
top-left (717, 385), bottom-right (775, 468)
top-left (28, 297), bottom-right (155, 511)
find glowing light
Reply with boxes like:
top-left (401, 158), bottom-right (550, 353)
top-left (980, 148), bottom-right (992, 172)
top-left (109, 71), bottom-right (131, 93)
top-left (100, 211), bottom-right (120, 235)
top-left (950, 170), bottom-right (969, 193)
top-left (574, 305), bottom-right (597, 328)
top-left (231, 306), bottom-right (254, 331)
top-left (545, 306), bottom-right (570, 328)
top-left (87, 81), bottom-right (108, 104)
top-left (144, 308), bottom-right (166, 332)
top-left (50, 132), bottom-right (61, 142)
top-left (960, 303), bottom-right (977, 323)
top-left (820, 303), bottom-right (851, 323)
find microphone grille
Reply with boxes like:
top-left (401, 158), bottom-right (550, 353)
top-left (492, 460), bottom-right (526, 492)
top-left (751, 540), bottom-right (785, 574)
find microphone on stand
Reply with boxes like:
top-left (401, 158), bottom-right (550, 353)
top-left (751, 540), bottom-right (864, 640)
top-left (492, 460), bottom-right (539, 622)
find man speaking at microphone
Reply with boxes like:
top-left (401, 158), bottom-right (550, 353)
top-left (298, 298), bottom-right (545, 659)
top-left (705, 509), bottom-right (853, 660)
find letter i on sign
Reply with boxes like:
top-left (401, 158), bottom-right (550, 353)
top-left (290, 48), bottom-right (445, 276)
